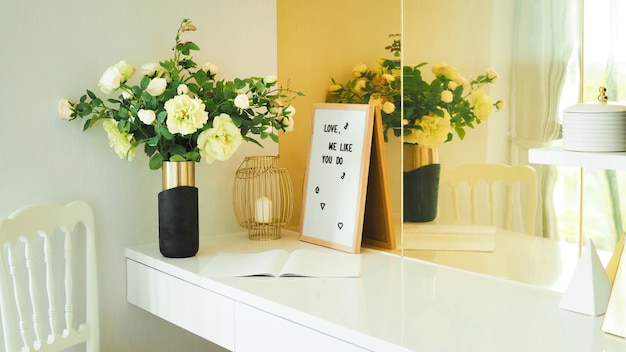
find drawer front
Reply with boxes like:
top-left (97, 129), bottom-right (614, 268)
top-left (127, 259), bottom-right (235, 350)
top-left (234, 302), bottom-right (369, 352)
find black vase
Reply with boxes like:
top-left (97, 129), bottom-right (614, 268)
top-left (158, 161), bottom-right (198, 258)
top-left (403, 144), bottom-right (440, 222)
top-left (403, 163), bottom-right (441, 222)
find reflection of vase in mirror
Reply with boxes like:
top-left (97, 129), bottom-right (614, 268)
top-left (403, 144), bottom-right (440, 222)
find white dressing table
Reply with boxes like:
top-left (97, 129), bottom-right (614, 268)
top-left (126, 230), bottom-right (626, 351)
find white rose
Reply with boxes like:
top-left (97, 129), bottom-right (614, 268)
top-left (234, 94), bottom-right (250, 109)
top-left (102, 119), bottom-right (135, 160)
top-left (263, 75), bottom-right (277, 85)
top-left (197, 113), bottom-right (243, 164)
top-left (146, 78), bottom-right (167, 96)
top-left (141, 63), bottom-right (166, 78)
top-left (58, 98), bottom-right (73, 121)
top-left (201, 62), bottom-right (219, 77)
top-left (382, 101), bottom-right (395, 114)
top-left (278, 105), bottom-right (296, 132)
top-left (164, 95), bottom-right (209, 135)
top-left (114, 61), bottom-right (135, 82)
top-left (177, 84), bottom-right (189, 95)
top-left (98, 66), bottom-right (122, 94)
top-left (137, 109), bottom-right (156, 125)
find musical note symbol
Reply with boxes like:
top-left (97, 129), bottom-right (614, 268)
top-left (344, 122), bottom-right (349, 130)
top-left (341, 172), bottom-right (345, 179)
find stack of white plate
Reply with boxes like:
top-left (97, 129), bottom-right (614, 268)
top-left (563, 102), bottom-right (626, 152)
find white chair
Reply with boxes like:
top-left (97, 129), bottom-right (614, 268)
top-left (0, 201), bottom-right (99, 351)
top-left (438, 163), bottom-right (538, 235)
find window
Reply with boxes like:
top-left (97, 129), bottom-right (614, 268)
top-left (554, 0), bottom-right (626, 251)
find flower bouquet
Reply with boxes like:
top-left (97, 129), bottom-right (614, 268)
top-left (58, 19), bottom-right (302, 257)
top-left (326, 36), bottom-right (503, 222)
top-left (326, 34), bottom-right (401, 142)
top-left (59, 19), bottom-right (301, 170)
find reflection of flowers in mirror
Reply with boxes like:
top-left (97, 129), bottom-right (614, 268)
top-left (58, 19), bottom-right (303, 170)
top-left (403, 62), bottom-right (504, 148)
top-left (326, 34), bottom-right (401, 142)
top-left (325, 34), bottom-right (503, 148)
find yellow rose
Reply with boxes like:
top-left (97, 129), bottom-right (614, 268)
top-left (352, 63), bottom-right (368, 78)
top-left (382, 73), bottom-right (395, 83)
top-left (432, 63), bottom-right (459, 81)
top-left (440, 90), bottom-right (453, 103)
top-left (486, 68), bottom-right (499, 83)
top-left (328, 84), bottom-right (342, 93)
top-left (454, 76), bottom-right (469, 88)
top-left (353, 79), bottom-right (366, 93)
top-left (471, 89), bottom-right (493, 120)
top-left (404, 110), bottom-right (452, 148)
top-left (382, 101), bottom-right (395, 114)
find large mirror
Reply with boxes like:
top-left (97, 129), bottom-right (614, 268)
top-left (279, 0), bottom-right (619, 292)
top-left (401, 0), bottom-right (624, 293)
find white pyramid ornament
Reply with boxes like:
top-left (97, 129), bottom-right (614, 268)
top-left (559, 239), bottom-right (612, 316)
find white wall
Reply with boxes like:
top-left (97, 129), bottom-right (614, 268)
top-left (0, 1), bottom-right (277, 351)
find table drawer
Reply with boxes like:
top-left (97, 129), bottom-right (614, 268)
top-left (234, 302), bottom-right (369, 352)
top-left (127, 259), bottom-right (235, 350)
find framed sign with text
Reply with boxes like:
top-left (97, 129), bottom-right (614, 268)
top-left (299, 103), bottom-right (374, 253)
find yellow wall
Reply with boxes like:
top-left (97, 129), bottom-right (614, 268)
top-left (277, 0), bottom-right (402, 228)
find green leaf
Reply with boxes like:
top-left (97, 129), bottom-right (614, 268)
top-left (169, 154), bottom-right (186, 162)
top-left (157, 111), bottom-right (167, 123)
top-left (140, 76), bottom-right (150, 90)
top-left (149, 153), bottom-right (164, 170)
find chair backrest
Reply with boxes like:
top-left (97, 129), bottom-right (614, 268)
top-left (0, 201), bottom-right (99, 352)
top-left (438, 163), bottom-right (538, 235)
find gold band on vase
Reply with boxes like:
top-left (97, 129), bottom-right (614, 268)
top-left (403, 144), bottom-right (438, 172)
top-left (162, 161), bottom-right (195, 190)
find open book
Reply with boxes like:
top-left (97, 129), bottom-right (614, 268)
top-left (200, 249), bottom-right (362, 278)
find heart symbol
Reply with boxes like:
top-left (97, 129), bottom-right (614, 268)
top-left (337, 222), bottom-right (343, 229)
top-left (320, 203), bottom-right (326, 210)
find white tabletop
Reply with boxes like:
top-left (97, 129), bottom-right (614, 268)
top-left (126, 230), bottom-right (626, 351)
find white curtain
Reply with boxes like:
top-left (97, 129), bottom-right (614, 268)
top-left (509, 0), bottom-right (582, 238)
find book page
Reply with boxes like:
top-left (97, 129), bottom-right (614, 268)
top-left (200, 249), bottom-right (290, 277)
top-left (279, 249), bottom-right (362, 278)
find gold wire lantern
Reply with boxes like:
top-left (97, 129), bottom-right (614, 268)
top-left (233, 156), bottom-right (294, 240)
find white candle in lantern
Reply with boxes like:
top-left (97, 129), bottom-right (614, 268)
top-left (255, 196), bottom-right (272, 223)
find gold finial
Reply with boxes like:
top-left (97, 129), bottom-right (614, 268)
top-left (598, 86), bottom-right (608, 103)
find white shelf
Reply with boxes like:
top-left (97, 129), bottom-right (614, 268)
top-left (529, 146), bottom-right (626, 170)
